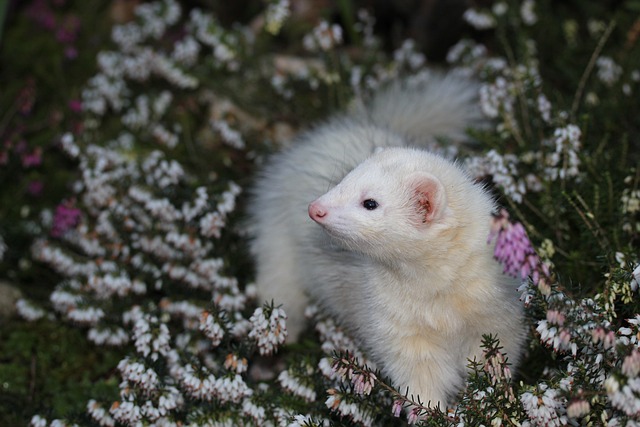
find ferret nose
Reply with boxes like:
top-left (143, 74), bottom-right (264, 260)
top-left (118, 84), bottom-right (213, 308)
top-left (308, 201), bottom-right (327, 222)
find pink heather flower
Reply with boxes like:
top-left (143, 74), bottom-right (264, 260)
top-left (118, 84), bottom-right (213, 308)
top-left (21, 147), bottom-right (42, 168)
top-left (51, 200), bottom-right (82, 237)
top-left (392, 399), bottom-right (403, 417)
top-left (407, 406), bottom-right (421, 424)
top-left (68, 99), bottom-right (83, 113)
top-left (490, 209), bottom-right (542, 282)
top-left (352, 371), bottom-right (376, 395)
top-left (27, 0), bottom-right (56, 31)
top-left (27, 180), bottom-right (44, 196)
top-left (55, 15), bottom-right (80, 44)
top-left (566, 399), bottom-right (590, 418)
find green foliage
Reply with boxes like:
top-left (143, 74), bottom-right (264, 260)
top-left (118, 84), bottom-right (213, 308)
top-left (0, 318), bottom-right (122, 425)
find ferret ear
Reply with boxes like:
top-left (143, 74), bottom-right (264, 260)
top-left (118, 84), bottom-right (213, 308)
top-left (408, 172), bottom-right (447, 225)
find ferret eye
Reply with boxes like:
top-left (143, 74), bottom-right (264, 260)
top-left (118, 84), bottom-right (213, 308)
top-left (362, 199), bottom-right (378, 210)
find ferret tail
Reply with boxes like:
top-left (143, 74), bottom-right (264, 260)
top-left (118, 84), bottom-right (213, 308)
top-left (358, 70), bottom-right (486, 145)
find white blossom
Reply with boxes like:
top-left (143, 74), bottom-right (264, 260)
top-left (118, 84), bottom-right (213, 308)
top-left (521, 384), bottom-right (567, 426)
top-left (16, 299), bottom-right (46, 321)
top-left (264, 0), bottom-right (290, 35)
top-left (596, 56), bottom-right (623, 87)
top-left (248, 306), bottom-right (288, 355)
top-left (463, 8), bottom-right (497, 30)
top-left (303, 21), bottom-right (343, 52)
top-left (521, 0), bottom-right (538, 25)
top-left (278, 368), bottom-right (317, 402)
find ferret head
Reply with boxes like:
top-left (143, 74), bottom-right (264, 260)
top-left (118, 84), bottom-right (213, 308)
top-left (308, 148), bottom-right (472, 263)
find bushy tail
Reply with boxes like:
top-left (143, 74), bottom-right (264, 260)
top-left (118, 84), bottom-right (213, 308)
top-left (358, 70), bottom-right (485, 144)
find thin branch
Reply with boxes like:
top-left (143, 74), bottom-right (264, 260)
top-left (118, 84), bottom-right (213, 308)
top-left (571, 20), bottom-right (617, 120)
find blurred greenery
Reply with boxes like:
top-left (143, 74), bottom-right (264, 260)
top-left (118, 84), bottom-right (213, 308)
top-left (0, 318), bottom-right (124, 425)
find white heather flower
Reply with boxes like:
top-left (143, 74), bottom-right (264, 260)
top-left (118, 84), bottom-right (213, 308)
top-left (492, 2), bottom-right (508, 16)
top-left (224, 353), bottom-right (248, 374)
top-left (596, 56), bottom-right (623, 87)
top-left (199, 212), bottom-right (225, 238)
top-left (214, 374), bottom-right (253, 404)
top-left (463, 8), bottom-right (497, 30)
top-left (248, 306), bottom-right (288, 355)
top-left (16, 299), bottom-right (46, 321)
top-left (152, 54), bottom-right (199, 89)
top-left (520, 0), bottom-right (538, 25)
top-left (60, 133), bottom-right (80, 158)
top-left (545, 124), bottom-right (582, 180)
top-left (117, 358), bottom-right (160, 393)
top-left (318, 357), bottom-right (337, 379)
top-left (287, 414), bottom-right (313, 427)
top-left (303, 21), bottom-right (343, 52)
top-left (87, 399), bottom-right (116, 427)
top-left (110, 399), bottom-right (142, 425)
top-left (566, 399), bottom-right (590, 418)
top-left (121, 95), bottom-right (151, 130)
top-left (211, 119), bottom-right (246, 149)
top-left (242, 398), bottom-right (266, 424)
top-left (200, 311), bottom-right (224, 346)
top-left (278, 368), bottom-right (317, 402)
top-left (264, 0), bottom-right (290, 35)
top-left (132, 314), bottom-right (171, 361)
top-left (480, 77), bottom-right (513, 118)
top-left (171, 36), bottom-right (200, 67)
top-left (521, 384), bottom-right (567, 426)
top-left (88, 327), bottom-right (129, 346)
top-left (537, 93), bottom-right (552, 123)
top-left (466, 150), bottom-right (526, 203)
top-left (325, 389), bottom-right (374, 426)
top-left (151, 123), bottom-right (179, 149)
top-left (605, 374), bottom-right (640, 416)
top-left (67, 306), bottom-right (105, 325)
top-left (631, 264), bottom-right (640, 291)
top-left (393, 39), bottom-right (426, 70)
top-left (30, 415), bottom-right (48, 427)
top-left (446, 38), bottom-right (487, 65)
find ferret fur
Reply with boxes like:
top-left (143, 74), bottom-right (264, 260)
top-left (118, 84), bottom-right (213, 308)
top-left (248, 71), bottom-right (525, 406)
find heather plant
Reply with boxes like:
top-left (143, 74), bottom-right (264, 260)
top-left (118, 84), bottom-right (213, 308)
top-left (1, 0), bottom-right (639, 426)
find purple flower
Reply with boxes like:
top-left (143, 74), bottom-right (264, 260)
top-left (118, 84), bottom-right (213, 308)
top-left (68, 99), bottom-right (82, 113)
top-left (51, 200), bottom-right (82, 237)
top-left (490, 210), bottom-right (542, 283)
top-left (21, 147), bottom-right (42, 168)
top-left (27, 180), bottom-right (44, 196)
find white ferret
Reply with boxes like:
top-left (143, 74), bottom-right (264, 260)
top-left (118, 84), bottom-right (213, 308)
top-left (249, 71), bottom-right (525, 406)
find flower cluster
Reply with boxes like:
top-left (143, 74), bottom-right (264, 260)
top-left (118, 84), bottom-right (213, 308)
top-left (489, 209), bottom-right (547, 284)
top-left (303, 21), bottom-right (344, 52)
top-left (248, 304), bottom-right (288, 356)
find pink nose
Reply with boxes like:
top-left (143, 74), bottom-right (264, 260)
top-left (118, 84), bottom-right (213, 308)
top-left (308, 201), bottom-right (327, 222)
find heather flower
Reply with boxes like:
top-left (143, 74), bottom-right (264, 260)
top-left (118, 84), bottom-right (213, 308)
top-left (521, 384), bottom-right (567, 426)
top-left (489, 210), bottom-right (542, 282)
top-left (21, 147), bottom-right (42, 167)
top-left (278, 368), bottom-right (317, 402)
top-left (463, 8), bottom-right (497, 30)
top-left (520, 0), bottom-right (538, 25)
top-left (248, 304), bottom-right (287, 356)
top-left (596, 56), bottom-right (623, 87)
top-left (16, 299), bottom-right (46, 321)
top-left (303, 21), bottom-right (343, 52)
top-left (51, 201), bottom-right (82, 238)
top-left (545, 124), bottom-right (582, 181)
top-left (264, 0), bottom-right (290, 35)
